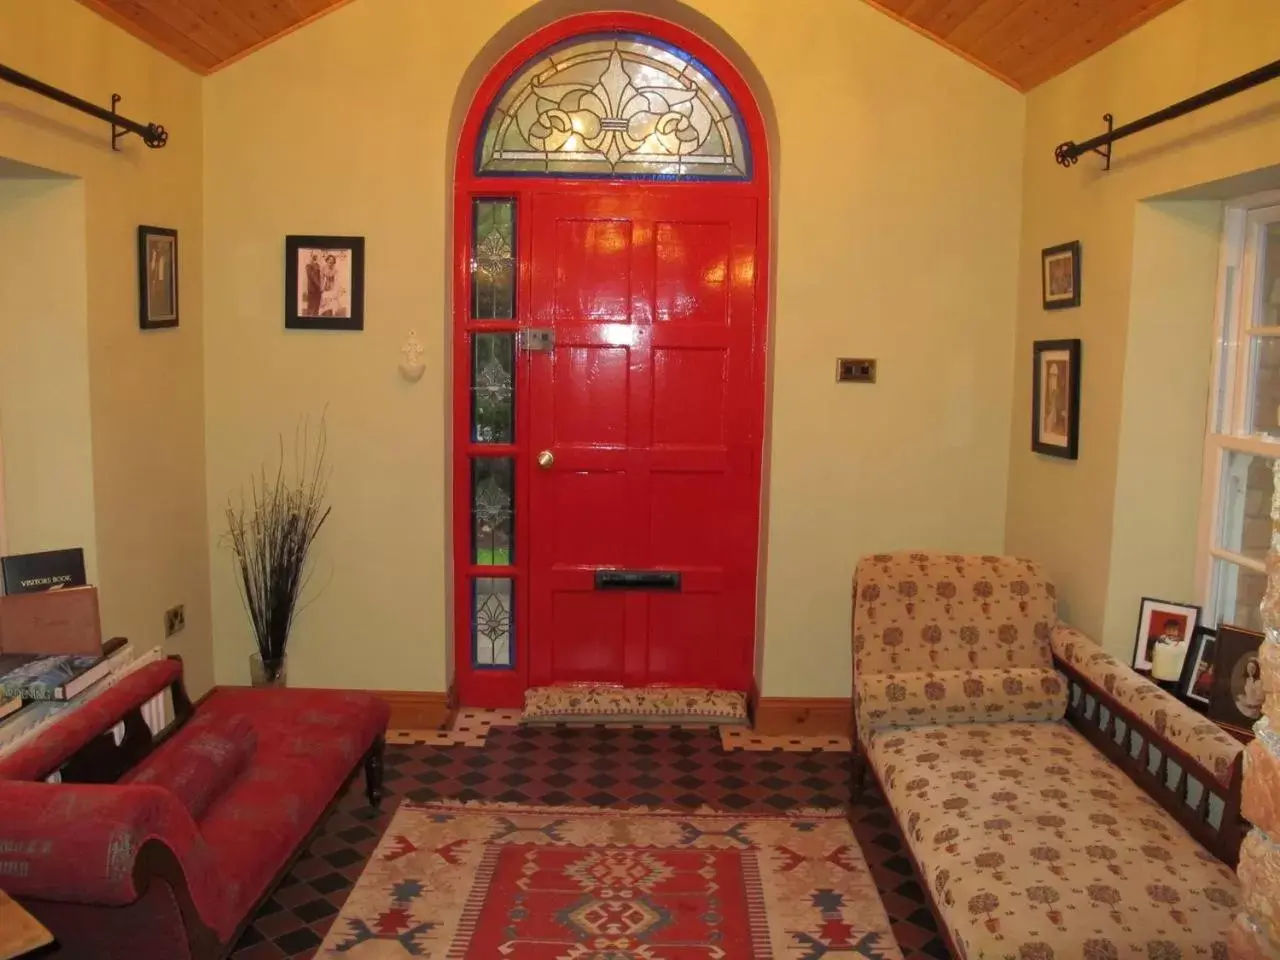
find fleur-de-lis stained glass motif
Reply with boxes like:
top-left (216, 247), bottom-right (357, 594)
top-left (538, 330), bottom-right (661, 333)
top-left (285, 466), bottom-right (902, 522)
top-left (472, 458), bottom-right (513, 565)
top-left (479, 35), bottom-right (749, 180)
top-left (474, 577), bottom-right (513, 667)
top-left (472, 200), bottom-right (515, 318)
top-left (472, 333), bottom-right (514, 443)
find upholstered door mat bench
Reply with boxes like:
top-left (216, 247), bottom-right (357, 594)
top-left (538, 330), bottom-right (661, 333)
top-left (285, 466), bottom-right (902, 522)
top-left (522, 684), bottom-right (750, 726)
top-left (0, 656), bottom-right (390, 960)
top-left (851, 553), bottom-right (1245, 960)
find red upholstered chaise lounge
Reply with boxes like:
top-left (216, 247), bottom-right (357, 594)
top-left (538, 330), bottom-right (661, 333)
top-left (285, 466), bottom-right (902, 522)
top-left (0, 656), bottom-right (389, 959)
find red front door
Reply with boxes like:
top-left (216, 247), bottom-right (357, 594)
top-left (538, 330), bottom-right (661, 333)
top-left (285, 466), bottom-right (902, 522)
top-left (527, 190), bottom-right (762, 690)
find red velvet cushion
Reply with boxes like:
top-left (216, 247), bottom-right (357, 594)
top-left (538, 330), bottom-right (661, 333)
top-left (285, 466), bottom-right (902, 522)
top-left (122, 713), bottom-right (256, 821)
top-left (195, 688), bottom-right (389, 922)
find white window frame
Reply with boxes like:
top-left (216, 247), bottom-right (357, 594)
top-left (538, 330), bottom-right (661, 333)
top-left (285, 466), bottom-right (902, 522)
top-left (1196, 191), bottom-right (1280, 624)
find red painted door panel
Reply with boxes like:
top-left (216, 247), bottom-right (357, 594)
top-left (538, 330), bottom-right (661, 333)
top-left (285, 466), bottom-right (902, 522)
top-left (528, 191), bottom-right (759, 690)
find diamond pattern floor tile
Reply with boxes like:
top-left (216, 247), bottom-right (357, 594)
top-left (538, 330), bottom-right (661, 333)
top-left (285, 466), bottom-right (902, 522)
top-left (231, 725), bottom-right (945, 960)
top-left (720, 726), bottom-right (852, 752)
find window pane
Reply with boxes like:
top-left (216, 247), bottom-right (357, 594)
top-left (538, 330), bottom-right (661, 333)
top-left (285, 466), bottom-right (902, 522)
top-left (472, 458), bottom-right (513, 565)
top-left (472, 199), bottom-right (515, 319)
top-left (477, 34), bottom-right (750, 181)
top-left (1216, 451), bottom-right (1273, 562)
top-left (472, 332), bottom-right (514, 443)
top-left (1248, 336), bottom-right (1280, 436)
top-left (1211, 264), bottom-right (1237, 434)
top-left (473, 577), bottom-right (513, 668)
top-left (1210, 559), bottom-right (1265, 633)
top-left (1254, 221), bottom-right (1280, 326)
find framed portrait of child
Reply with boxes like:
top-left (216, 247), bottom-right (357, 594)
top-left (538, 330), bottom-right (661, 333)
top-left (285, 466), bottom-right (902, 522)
top-left (1207, 624), bottom-right (1265, 733)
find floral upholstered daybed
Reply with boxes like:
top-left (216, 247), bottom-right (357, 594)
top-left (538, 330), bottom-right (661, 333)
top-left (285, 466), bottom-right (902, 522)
top-left (851, 552), bottom-right (1247, 960)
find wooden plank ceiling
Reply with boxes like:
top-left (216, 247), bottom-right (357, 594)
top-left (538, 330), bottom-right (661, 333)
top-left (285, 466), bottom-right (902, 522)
top-left (72, 0), bottom-right (356, 75)
top-left (75, 0), bottom-right (1187, 89)
top-left (864, 0), bottom-right (1189, 89)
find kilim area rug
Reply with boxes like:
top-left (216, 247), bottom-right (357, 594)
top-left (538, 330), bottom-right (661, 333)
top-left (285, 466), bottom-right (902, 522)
top-left (317, 800), bottom-right (901, 959)
top-left (521, 686), bottom-right (750, 726)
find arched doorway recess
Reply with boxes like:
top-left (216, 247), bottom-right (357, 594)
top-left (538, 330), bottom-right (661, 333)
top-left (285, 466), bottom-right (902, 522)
top-left (452, 12), bottom-right (770, 707)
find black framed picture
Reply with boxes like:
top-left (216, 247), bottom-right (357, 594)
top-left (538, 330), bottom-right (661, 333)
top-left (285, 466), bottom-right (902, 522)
top-left (285, 235), bottom-right (365, 331)
top-left (1178, 626), bottom-right (1217, 707)
top-left (137, 225), bottom-right (178, 329)
top-left (1031, 339), bottom-right (1081, 459)
top-left (1207, 623), bottom-right (1265, 731)
top-left (1042, 240), bottom-right (1081, 310)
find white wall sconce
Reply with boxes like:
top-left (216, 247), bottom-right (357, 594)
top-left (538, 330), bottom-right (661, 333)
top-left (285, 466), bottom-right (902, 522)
top-left (399, 330), bottom-right (425, 382)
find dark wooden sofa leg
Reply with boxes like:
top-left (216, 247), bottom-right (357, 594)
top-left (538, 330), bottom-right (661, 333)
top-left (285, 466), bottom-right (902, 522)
top-left (365, 735), bottom-right (385, 809)
top-left (850, 751), bottom-right (868, 804)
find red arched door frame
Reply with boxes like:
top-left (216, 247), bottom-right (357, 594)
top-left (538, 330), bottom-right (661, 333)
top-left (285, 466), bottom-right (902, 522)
top-left (452, 11), bottom-right (771, 707)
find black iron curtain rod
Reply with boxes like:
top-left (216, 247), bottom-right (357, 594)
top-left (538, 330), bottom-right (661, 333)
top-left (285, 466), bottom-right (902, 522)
top-left (0, 62), bottom-right (167, 150)
top-left (1055, 57), bottom-right (1280, 170)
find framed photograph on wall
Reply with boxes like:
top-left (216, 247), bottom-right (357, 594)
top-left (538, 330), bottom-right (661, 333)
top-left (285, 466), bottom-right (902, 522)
top-left (137, 225), bottom-right (178, 329)
top-left (1032, 339), bottom-right (1081, 459)
top-left (1178, 626), bottom-right (1217, 707)
top-left (1042, 240), bottom-right (1081, 309)
top-left (285, 235), bottom-right (365, 331)
top-left (1207, 623), bottom-right (1265, 732)
top-left (1131, 596), bottom-right (1199, 674)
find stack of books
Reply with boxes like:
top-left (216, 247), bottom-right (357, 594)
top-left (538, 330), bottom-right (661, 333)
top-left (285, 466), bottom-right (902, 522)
top-left (0, 562), bottom-right (135, 749)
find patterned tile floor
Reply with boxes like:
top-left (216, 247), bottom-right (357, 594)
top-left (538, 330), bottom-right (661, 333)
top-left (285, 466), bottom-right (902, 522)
top-left (230, 724), bottom-right (947, 960)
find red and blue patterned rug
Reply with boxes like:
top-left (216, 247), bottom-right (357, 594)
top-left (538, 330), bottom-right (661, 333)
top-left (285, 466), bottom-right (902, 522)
top-left (317, 800), bottom-right (900, 959)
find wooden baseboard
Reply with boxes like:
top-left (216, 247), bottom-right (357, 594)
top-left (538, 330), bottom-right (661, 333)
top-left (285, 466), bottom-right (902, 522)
top-left (374, 691), bottom-right (451, 730)
top-left (753, 697), bottom-right (850, 737)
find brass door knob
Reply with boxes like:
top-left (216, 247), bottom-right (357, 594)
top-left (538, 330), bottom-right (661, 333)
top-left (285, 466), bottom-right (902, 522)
top-left (537, 450), bottom-right (555, 469)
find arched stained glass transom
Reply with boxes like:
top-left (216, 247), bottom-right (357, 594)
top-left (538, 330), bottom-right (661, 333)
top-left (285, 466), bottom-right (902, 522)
top-left (477, 33), bottom-right (751, 180)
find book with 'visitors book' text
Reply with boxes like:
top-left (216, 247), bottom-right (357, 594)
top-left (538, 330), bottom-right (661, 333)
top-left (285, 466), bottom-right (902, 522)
top-left (1, 548), bottom-right (87, 595)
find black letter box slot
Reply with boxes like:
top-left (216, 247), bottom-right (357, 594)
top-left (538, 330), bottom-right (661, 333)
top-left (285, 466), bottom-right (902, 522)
top-left (594, 570), bottom-right (682, 591)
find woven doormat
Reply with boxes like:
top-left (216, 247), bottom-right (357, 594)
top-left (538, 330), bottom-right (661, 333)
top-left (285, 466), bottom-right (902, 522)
top-left (522, 685), bottom-right (750, 726)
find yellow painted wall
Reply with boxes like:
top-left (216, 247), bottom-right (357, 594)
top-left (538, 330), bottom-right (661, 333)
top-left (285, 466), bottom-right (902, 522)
top-left (1005, 0), bottom-right (1280, 658)
top-left (0, 175), bottom-right (97, 574)
top-left (203, 0), bottom-right (1024, 695)
top-left (0, 1), bottom-right (213, 694)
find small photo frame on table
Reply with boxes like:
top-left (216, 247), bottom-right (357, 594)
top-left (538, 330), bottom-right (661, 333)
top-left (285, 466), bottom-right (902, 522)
top-left (137, 225), bottom-right (178, 329)
top-left (1132, 597), bottom-right (1199, 676)
top-left (1177, 626), bottom-right (1217, 706)
top-left (1032, 339), bottom-right (1081, 460)
top-left (1042, 240), bottom-right (1081, 310)
top-left (285, 235), bottom-right (365, 331)
top-left (1207, 624), bottom-right (1265, 733)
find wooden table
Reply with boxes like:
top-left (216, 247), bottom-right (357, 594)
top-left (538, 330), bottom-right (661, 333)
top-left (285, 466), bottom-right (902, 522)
top-left (0, 890), bottom-right (52, 959)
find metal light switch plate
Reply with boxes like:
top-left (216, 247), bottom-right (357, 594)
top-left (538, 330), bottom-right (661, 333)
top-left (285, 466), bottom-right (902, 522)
top-left (837, 358), bottom-right (877, 383)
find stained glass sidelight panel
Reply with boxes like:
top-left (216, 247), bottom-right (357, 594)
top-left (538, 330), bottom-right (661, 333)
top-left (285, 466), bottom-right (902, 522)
top-left (472, 199), bottom-right (515, 319)
top-left (472, 332), bottom-right (515, 443)
top-left (473, 577), bottom-right (514, 668)
top-left (472, 458), bottom-right (514, 565)
top-left (478, 34), bottom-right (750, 180)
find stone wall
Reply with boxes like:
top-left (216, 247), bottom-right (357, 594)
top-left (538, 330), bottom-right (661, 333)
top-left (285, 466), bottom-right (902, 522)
top-left (1228, 460), bottom-right (1280, 959)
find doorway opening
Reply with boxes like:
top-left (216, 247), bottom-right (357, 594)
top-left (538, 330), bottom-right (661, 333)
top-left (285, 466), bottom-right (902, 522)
top-left (452, 12), bottom-right (770, 707)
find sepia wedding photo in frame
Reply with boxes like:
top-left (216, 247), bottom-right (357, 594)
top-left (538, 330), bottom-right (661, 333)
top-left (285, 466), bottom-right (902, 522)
top-left (285, 235), bottom-right (365, 331)
top-left (138, 225), bottom-right (178, 330)
top-left (1031, 338), bottom-right (1081, 460)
